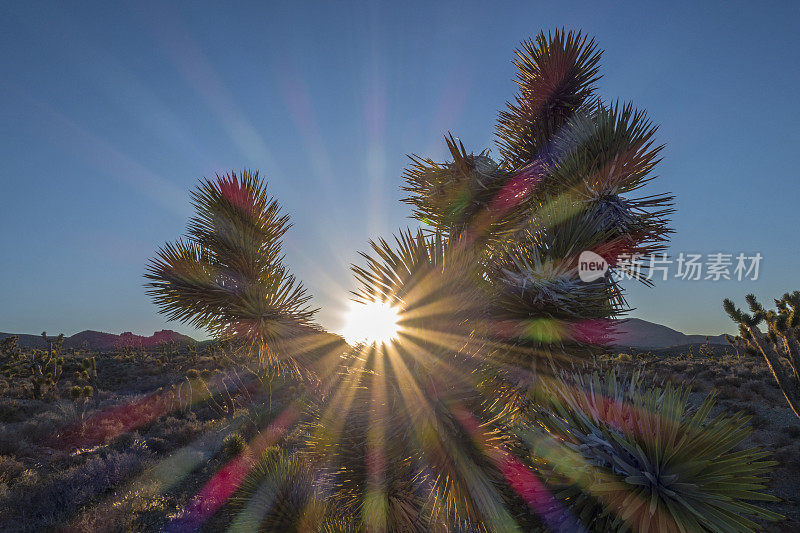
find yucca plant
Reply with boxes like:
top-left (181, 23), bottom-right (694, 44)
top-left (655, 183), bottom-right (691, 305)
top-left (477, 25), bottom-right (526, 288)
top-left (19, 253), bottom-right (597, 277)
top-left (724, 292), bottom-right (800, 418)
top-left (145, 170), bottom-right (316, 373)
top-left (521, 369), bottom-right (781, 532)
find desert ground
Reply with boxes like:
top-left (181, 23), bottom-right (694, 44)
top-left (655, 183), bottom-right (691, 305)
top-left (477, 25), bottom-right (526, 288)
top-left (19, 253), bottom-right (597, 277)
top-left (0, 338), bottom-right (796, 532)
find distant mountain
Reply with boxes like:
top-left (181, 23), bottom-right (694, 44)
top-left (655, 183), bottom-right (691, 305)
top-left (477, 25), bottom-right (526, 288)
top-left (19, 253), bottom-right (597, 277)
top-left (612, 318), bottom-right (727, 349)
top-left (2, 319), bottom-right (726, 352)
top-left (0, 330), bottom-right (196, 351)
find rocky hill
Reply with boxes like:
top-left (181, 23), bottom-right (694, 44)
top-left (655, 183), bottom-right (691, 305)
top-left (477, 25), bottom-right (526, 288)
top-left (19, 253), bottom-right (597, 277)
top-left (0, 329), bottom-right (196, 351)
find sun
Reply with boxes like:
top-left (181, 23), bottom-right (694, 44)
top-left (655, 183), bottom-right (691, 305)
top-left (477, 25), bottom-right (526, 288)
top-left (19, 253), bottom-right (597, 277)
top-left (341, 301), bottom-right (401, 345)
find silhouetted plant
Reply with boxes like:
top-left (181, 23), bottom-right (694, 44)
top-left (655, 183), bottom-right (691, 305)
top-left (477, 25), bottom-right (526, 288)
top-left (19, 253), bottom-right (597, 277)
top-left (724, 291), bottom-right (800, 418)
top-left (145, 170), bottom-right (316, 373)
top-left (398, 29), bottom-right (673, 374)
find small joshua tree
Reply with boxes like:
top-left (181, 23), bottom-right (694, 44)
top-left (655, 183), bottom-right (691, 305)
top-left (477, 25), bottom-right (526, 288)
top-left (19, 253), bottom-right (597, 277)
top-left (145, 170), bottom-right (316, 374)
top-left (27, 337), bottom-right (64, 400)
top-left (31, 356), bottom-right (61, 400)
top-left (74, 357), bottom-right (98, 406)
top-left (724, 291), bottom-right (800, 418)
top-left (70, 385), bottom-right (93, 420)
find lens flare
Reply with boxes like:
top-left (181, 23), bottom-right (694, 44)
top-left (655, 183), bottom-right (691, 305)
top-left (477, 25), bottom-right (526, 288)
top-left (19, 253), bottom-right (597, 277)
top-left (341, 301), bottom-right (400, 345)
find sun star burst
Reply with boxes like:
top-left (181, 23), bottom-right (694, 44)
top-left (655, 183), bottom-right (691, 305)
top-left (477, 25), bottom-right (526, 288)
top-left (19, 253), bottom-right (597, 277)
top-left (341, 301), bottom-right (401, 345)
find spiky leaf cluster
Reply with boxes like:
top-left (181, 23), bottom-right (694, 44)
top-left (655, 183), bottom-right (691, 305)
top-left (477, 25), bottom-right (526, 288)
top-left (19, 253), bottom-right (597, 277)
top-left (351, 229), bottom-right (487, 347)
top-left (398, 29), bottom-right (673, 356)
top-left (523, 369), bottom-right (781, 532)
top-left (497, 31), bottom-right (601, 168)
top-left (145, 170), bottom-right (315, 368)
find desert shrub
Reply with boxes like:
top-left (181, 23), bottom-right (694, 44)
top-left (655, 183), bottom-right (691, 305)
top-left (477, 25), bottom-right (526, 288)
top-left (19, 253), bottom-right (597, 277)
top-left (112, 431), bottom-right (149, 455)
top-left (151, 413), bottom-right (209, 449)
top-left (221, 432), bottom-right (246, 459)
top-left (145, 436), bottom-right (169, 454)
top-left (696, 368), bottom-right (715, 380)
top-left (20, 410), bottom-right (68, 443)
top-left (1, 450), bottom-right (145, 531)
top-left (0, 399), bottom-right (40, 423)
top-left (0, 426), bottom-right (26, 456)
top-left (523, 369), bottom-right (781, 532)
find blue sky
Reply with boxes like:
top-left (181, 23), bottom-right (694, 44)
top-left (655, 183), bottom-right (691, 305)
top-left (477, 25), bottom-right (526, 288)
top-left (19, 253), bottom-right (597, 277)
top-left (1, 1), bottom-right (799, 339)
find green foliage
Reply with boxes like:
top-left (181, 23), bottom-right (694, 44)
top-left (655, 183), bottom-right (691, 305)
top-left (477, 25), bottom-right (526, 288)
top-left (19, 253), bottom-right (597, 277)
top-left (351, 229), bottom-right (486, 347)
top-left (496, 30), bottom-right (601, 169)
top-left (145, 170), bottom-right (316, 371)
top-left (523, 369), bottom-right (781, 532)
top-left (724, 292), bottom-right (800, 418)
top-left (69, 385), bottom-right (93, 420)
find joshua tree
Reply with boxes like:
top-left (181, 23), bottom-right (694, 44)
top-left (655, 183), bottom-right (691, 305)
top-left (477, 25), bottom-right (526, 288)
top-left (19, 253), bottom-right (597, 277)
top-left (724, 291), bottom-right (800, 418)
top-left (139, 30), bottom-right (782, 533)
top-left (70, 385), bottom-right (93, 420)
top-left (321, 29), bottom-right (676, 530)
top-left (145, 170), bottom-right (316, 373)
top-left (29, 347), bottom-right (63, 400)
top-left (400, 30), bottom-right (673, 367)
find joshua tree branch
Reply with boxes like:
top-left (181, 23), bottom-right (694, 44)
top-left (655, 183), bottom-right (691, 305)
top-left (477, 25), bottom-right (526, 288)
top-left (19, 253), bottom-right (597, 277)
top-left (745, 324), bottom-right (800, 419)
